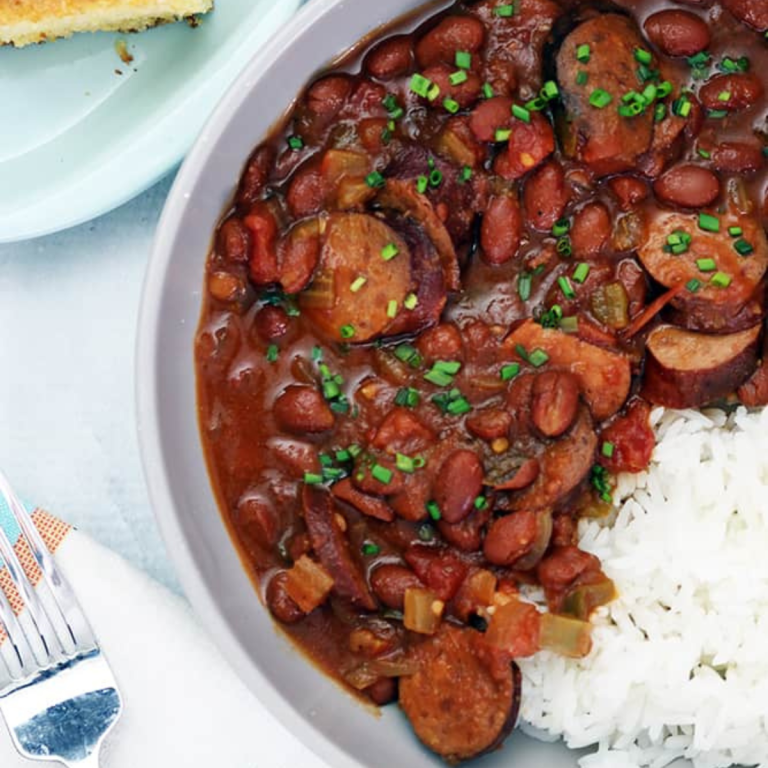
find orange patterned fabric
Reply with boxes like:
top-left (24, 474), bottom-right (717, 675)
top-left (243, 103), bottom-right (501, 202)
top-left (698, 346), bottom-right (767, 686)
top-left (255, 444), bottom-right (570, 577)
top-left (0, 509), bottom-right (72, 644)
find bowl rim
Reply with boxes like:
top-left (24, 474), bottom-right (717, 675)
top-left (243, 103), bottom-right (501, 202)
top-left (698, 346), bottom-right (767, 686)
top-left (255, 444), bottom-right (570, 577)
top-left (135, 1), bottom-right (382, 765)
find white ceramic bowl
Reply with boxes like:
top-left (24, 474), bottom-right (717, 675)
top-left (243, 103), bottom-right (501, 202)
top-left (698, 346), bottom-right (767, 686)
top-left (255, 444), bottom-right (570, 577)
top-left (137, 1), bottom-right (582, 765)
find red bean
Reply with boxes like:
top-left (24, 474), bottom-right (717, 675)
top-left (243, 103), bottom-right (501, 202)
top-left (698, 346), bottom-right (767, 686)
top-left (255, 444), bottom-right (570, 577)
top-left (483, 511), bottom-right (539, 566)
top-left (494, 113), bottom-right (555, 180)
top-left (208, 272), bottom-right (245, 303)
top-left (653, 163), bottom-right (720, 208)
top-left (286, 164), bottom-right (328, 218)
top-left (608, 176), bottom-right (648, 211)
top-left (218, 217), bottom-right (251, 263)
top-left (416, 323), bottom-right (464, 363)
top-left (437, 505), bottom-right (490, 552)
top-left (466, 408), bottom-right (512, 441)
top-left (434, 450), bottom-right (484, 524)
top-left (254, 305), bottom-right (290, 342)
top-left (421, 64), bottom-right (482, 108)
top-left (481, 194), bottom-right (522, 265)
top-left (279, 226), bottom-right (320, 294)
top-left (536, 546), bottom-right (600, 592)
top-left (366, 677), bottom-right (398, 706)
top-left (237, 494), bottom-right (279, 550)
top-left (364, 35), bottom-right (414, 80)
top-left (711, 142), bottom-right (765, 174)
top-left (469, 97), bottom-right (513, 142)
top-left (523, 161), bottom-right (569, 232)
top-left (305, 75), bottom-right (354, 120)
top-left (643, 10), bottom-right (710, 57)
top-left (370, 564), bottom-right (423, 610)
top-left (531, 371), bottom-right (580, 438)
top-left (244, 203), bottom-right (279, 285)
top-left (570, 203), bottom-right (611, 257)
top-left (237, 145), bottom-right (275, 206)
top-left (722, 0), bottom-right (768, 31)
top-left (699, 73), bottom-right (764, 112)
top-left (415, 16), bottom-right (485, 68)
top-left (273, 385), bottom-right (335, 434)
top-left (404, 546), bottom-right (468, 601)
top-left (266, 572), bottom-right (305, 624)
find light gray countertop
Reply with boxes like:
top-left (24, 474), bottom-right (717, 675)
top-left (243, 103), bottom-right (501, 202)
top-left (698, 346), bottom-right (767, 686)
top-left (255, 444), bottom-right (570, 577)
top-left (0, 176), bottom-right (180, 591)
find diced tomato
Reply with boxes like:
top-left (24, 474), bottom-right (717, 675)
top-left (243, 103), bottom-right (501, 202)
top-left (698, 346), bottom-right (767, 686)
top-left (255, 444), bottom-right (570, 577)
top-left (600, 399), bottom-right (655, 474)
top-left (404, 545), bottom-right (469, 602)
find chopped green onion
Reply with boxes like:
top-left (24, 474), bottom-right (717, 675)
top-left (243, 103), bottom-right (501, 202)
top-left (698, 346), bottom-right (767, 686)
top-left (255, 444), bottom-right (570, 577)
top-left (642, 84), bottom-right (658, 103)
top-left (552, 218), bottom-right (571, 237)
top-left (434, 360), bottom-right (462, 375)
top-left (396, 453), bottom-right (416, 473)
top-left (395, 387), bottom-right (421, 408)
top-left (589, 88), bottom-right (612, 109)
top-left (500, 363), bottom-right (521, 381)
top-left (576, 70), bottom-right (588, 86)
top-left (576, 44), bottom-right (591, 63)
top-left (707, 109), bottom-right (728, 119)
top-left (474, 496), bottom-right (487, 510)
top-left (518, 272), bottom-right (532, 301)
top-left (386, 300), bottom-right (398, 318)
top-left (512, 104), bottom-right (531, 122)
top-left (287, 135), bottom-right (304, 150)
top-left (312, 345), bottom-right (323, 361)
top-left (654, 104), bottom-right (667, 122)
top-left (429, 169), bottom-right (443, 187)
top-left (557, 236), bottom-right (573, 257)
top-left (710, 272), bottom-right (732, 288)
top-left (573, 263), bottom-right (590, 283)
top-left (560, 316), bottom-right (579, 333)
top-left (266, 344), bottom-right (279, 363)
top-left (426, 501), bottom-right (442, 520)
top-left (366, 171), bottom-right (386, 188)
top-left (634, 47), bottom-right (652, 65)
top-left (541, 80), bottom-right (559, 100)
top-left (455, 51), bottom-right (472, 69)
top-left (558, 275), bottom-right (575, 299)
top-left (323, 379), bottom-right (341, 399)
top-left (637, 64), bottom-right (660, 83)
top-left (697, 147), bottom-right (711, 159)
top-left (656, 81), bottom-right (673, 98)
top-left (410, 73), bottom-right (432, 98)
top-left (482, 82), bottom-right (495, 99)
top-left (539, 304), bottom-right (563, 329)
top-left (416, 175), bottom-right (429, 194)
top-left (443, 97), bottom-right (460, 114)
top-left (424, 369), bottom-right (453, 387)
top-left (525, 96), bottom-right (547, 111)
top-left (686, 278), bottom-right (701, 293)
top-left (698, 212), bottom-right (720, 232)
top-left (304, 472), bottom-right (324, 485)
top-left (495, 2), bottom-right (516, 16)
top-left (449, 70), bottom-right (468, 86)
top-left (495, 128), bottom-right (512, 142)
top-left (372, 464), bottom-right (393, 484)
top-left (426, 82), bottom-right (441, 101)
top-left (719, 56), bottom-right (749, 73)
top-left (404, 293), bottom-right (419, 310)
top-left (447, 396), bottom-right (472, 415)
top-left (362, 542), bottom-right (381, 556)
top-left (687, 51), bottom-right (710, 69)
top-left (734, 239), bottom-right (754, 256)
top-left (528, 348), bottom-right (550, 368)
top-left (458, 166), bottom-right (473, 183)
top-left (350, 276), bottom-right (367, 293)
top-left (672, 95), bottom-right (692, 117)
top-left (601, 441), bottom-right (615, 458)
top-left (418, 523), bottom-right (435, 542)
top-left (381, 242), bottom-right (400, 261)
top-left (394, 344), bottom-right (421, 367)
top-left (591, 464), bottom-right (612, 503)
top-left (696, 257), bottom-right (717, 272)
top-left (728, 226), bottom-right (743, 237)
top-left (340, 324), bottom-right (356, 339)
top-left (717, 90), bottom-right (732, 102)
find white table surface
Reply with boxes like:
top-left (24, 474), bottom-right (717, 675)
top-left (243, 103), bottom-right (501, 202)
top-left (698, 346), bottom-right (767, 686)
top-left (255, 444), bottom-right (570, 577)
top-left (0, 175), bottom-right (180, 591)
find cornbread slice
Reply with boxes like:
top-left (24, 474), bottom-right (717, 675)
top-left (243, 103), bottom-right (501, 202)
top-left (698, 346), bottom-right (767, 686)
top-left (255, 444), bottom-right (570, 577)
top-left (0, 0), bottom-right (213, 47)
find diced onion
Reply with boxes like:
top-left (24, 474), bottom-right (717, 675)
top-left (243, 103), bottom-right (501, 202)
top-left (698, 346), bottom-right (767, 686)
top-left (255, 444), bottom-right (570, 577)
top-left (404, 587), bottom-right (443, 635)
top-left (283, 555), bottom-right (334, 613)
top-left (539, 613), bottom-right (593, 658)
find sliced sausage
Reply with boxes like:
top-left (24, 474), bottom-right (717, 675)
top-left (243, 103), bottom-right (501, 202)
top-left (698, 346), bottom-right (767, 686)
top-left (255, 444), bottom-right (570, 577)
top-left (504, 320), bottom-right (632, 420)
top-left (508, 406), bottom-right (597, 512)
top-left (637, 208), bottom-right (768, 333)
top-left (434, 450), bottom-right (484, 524)
top-left (273, 385), bottom-right (335, 434)
top-left (531, 370), bottom-right (580, 438)
top-left (699, 74), bottom-right (764, 113)
top-left (556, 15), bottom-right (654, 175)
top-left (481, 193), bottom-right (522, 265)
top-left (738, 362), bottom-right (768, 406)
top-left (642, 324), bottom-right (761, 408)
top-left (376, 179), bottom-right (460, 291)
top-left (399, 625), bottom-right (521, 763)
top-left (299, 213), bottom-right (413, 342)
top-left (643, 10), bottom-right (710, 57)
top-left (302, 485), bottom-right (377, 610)
top-left (653, 164), bottom-right (720, 209)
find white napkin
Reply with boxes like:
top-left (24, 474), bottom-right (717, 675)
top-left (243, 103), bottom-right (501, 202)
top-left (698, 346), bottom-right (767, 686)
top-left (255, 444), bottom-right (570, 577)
top-left (0, 530), bottom-right (329, 768)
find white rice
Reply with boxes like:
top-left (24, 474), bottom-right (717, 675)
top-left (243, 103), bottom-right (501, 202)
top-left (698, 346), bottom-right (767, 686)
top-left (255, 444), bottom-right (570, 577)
top-left (520, 406), bottom-right (768, 768)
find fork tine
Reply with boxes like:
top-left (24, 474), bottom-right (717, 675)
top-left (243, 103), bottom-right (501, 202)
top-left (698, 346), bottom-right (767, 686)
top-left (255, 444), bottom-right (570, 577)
top-left (0, 472), bottom-right (91, 656)
top-left (0, 580), bottom-right (30, 679)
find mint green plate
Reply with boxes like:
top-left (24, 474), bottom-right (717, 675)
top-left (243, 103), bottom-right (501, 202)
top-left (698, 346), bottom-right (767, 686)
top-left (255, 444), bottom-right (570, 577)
top-left (0, 0), bottom-right (301, 243)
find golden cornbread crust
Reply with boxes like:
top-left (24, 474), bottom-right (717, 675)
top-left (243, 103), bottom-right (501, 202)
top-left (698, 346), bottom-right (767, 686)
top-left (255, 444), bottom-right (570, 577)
top-left (0, 0), bottom-right (213, 46)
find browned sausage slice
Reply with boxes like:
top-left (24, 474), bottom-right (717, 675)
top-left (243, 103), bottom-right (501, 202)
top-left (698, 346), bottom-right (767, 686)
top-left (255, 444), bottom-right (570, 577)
top-left (302, 485), bottom-right (377, 610)
top-left (503, 320), bottom-right (631, 419)
top-left (556, 15), bottom-right (654, 176)
top-left (299, 213), bottom-right (412, 342)
top-left (637, 209), bottom-right (768, 333)
top-left (376, 180), bottom-right (460, 291)
top-left (508, 406), bottom-right (598, 512)
top-left (399, 625), bottom-right (521, 763)
top-left (641, 324), bottom-right (761, 408)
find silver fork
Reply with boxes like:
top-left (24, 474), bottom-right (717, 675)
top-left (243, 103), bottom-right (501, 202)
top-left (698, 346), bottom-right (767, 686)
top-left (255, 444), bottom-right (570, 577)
top-left (0, 470), bottom-right (122, 767)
